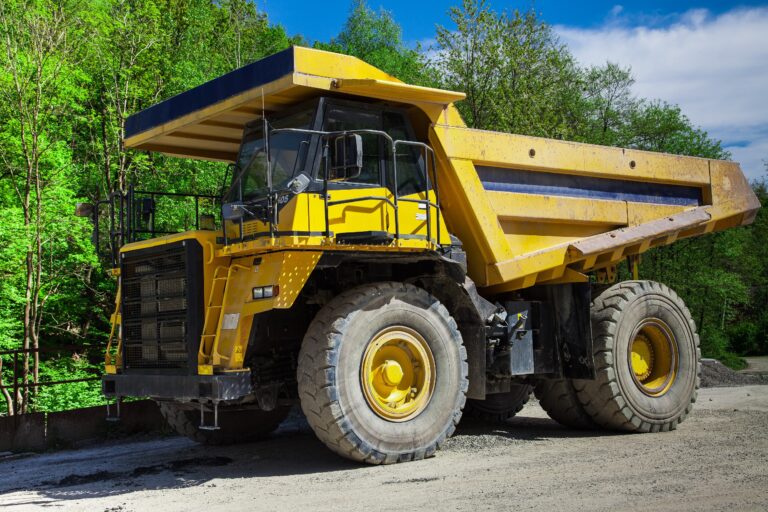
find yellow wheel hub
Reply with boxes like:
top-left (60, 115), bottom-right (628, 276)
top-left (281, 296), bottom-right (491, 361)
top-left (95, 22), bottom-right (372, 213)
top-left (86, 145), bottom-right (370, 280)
top-left (361, 326), bottom-right (435, 421)
top-left (631, 335), bottom-right (654, 381)
top-left (381, 360), bottom-right (404, 386)
top-left (629, 320), bottom-right (678, 397)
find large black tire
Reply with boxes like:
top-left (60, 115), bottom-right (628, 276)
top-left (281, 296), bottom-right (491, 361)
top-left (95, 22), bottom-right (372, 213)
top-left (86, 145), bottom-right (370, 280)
top-left (298, 282), bottom-right (468, 464)
top-left (574, 281), bottom-right (700, 432)
top-left (534, 379), bottom-right (596, 429)
top-left (465, 384), bottom-right (533, 422)
top-left (157, 402), bottom-right (290, 445)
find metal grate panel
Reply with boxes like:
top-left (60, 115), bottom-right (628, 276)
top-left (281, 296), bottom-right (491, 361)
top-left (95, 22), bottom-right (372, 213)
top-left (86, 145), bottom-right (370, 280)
top-left (120, 242), bottom-right (202, 371)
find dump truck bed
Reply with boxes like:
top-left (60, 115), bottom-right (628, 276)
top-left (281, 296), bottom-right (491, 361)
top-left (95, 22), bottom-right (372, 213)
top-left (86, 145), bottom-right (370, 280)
top-left (124, 46), bottom-right (760, 293)
top-left (428, 125), bottom-right (760, 291)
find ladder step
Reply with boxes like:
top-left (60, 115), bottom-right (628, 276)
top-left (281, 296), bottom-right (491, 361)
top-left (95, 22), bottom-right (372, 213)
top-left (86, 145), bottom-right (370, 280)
top-left (201, 266), bottom-right (230, 364)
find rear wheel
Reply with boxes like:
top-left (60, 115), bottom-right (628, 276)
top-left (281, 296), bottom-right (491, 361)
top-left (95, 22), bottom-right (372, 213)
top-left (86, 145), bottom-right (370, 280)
top-left (157, 402), bottom-right (290, 445)
top-left (298, 282), bottom-right (468, 464)
top-left (465, 385), bottom-right (532, 422)
top-left (574, 280), bottom-right (700, 432)
top-left (534, 378), bottom-right (596, 429)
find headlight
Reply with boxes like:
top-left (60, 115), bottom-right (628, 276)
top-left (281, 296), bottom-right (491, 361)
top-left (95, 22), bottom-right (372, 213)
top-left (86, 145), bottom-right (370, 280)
top-left (252, 285), bottom-right (278, 299)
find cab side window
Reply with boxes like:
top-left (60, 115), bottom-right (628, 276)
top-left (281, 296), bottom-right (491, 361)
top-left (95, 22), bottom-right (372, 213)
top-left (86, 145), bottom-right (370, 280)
top-left (323, 107), bottom-right (382, 185)
top-left (383, 112), bottom-right (426, 197)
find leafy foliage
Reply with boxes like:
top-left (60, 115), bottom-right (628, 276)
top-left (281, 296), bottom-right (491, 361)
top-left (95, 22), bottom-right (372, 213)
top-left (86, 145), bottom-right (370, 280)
top-left (315, 0), bottom-right (433, 85)
top-left (34, 352), bottom-right (104, 413)
top-left (435, 0), bottom-right (582, 136)
top-left (0, 0), bottom-right (293, 415)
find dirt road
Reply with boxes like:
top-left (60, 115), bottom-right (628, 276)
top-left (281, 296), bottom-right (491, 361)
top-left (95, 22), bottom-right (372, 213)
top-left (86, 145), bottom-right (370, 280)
top-left (742, 356), bottom-right (768, 376)
top-left (2, 385), bottom-right (767, 512)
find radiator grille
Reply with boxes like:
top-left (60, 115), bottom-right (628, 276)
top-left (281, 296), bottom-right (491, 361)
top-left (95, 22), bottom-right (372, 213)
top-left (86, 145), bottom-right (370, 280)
top-left (121, 242), bottom-right (201, 370)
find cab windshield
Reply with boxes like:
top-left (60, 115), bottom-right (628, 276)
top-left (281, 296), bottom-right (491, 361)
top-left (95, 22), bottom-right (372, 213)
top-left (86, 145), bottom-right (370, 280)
top-left (227, 108), bottom-right (315, 202)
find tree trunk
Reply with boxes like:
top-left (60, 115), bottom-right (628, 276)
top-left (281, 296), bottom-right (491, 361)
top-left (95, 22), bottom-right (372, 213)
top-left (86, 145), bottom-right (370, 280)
top-left (22, 250), bottom-right (32, 413)
top-left (0, 3), bottom-right (76, 413)
top-left (0, 357), bottom-right (14, 416)
top-left (32, 152), bottom-right (43, 394)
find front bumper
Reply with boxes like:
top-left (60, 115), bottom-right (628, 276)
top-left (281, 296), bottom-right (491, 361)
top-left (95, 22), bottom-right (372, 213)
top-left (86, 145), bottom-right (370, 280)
top-left (102, 371), bottom-right (252, 401)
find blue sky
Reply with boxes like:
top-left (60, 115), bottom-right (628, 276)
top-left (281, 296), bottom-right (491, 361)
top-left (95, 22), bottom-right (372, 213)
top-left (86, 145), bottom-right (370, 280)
top-left (263, 1), bottom-right (768, 180)
top-left (266, 1), bottom-right (767, 43)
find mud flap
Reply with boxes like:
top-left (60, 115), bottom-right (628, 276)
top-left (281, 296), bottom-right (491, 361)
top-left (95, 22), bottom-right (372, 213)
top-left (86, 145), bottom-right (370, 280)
top-left (516, 283), bottom-right (595, 380)
top-left (547, 283), bottom-right (595, 379)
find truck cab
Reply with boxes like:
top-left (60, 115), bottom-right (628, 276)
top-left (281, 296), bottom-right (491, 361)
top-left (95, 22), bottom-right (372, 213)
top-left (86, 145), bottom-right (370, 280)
top-left (221, 96), bottom-right (445, 247)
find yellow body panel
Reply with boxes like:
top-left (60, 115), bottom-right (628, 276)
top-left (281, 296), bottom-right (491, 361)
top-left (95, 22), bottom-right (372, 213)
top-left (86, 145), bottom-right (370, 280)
top-left (204, 251), bottom-right (321, 371)
top-left (222, 188), bottom-right (450, 256)
top-left (436, 125), bottom-right (712, 185)
top-left (117, 182), bottom-right (450, 373)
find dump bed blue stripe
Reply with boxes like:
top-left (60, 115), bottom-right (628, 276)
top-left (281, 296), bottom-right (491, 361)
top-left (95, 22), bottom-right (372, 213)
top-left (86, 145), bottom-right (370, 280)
top-left (477, 166), bottom-right (702, 206)
top-left (125, 47), bottom-right (295, 139)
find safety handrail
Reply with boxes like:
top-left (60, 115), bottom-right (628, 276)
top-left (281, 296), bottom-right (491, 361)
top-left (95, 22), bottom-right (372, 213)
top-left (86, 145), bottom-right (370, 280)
top-left (393, 140), bottom-right (441, 246)
top-left (320, 129), bottom-right (401, 240)
top-left (90, 186), bottom-right (220, 267)
top-left (314, 128), bottom-right (440, 246)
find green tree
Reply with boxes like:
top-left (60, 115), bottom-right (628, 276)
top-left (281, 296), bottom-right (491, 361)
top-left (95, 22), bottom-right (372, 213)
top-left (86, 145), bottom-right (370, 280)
top-left (316, 0), bottom-right (430, 85)
top-left (216, 0), bottom-right (295, 69)
top-left (619, 101), bottom-right (729, 159)
top-left (0, 0), bottom-right (297, 415)
top-left (434, 0), bottom-right (582, 136)
top-left (0, 0), bottom-right (97, 413)
top-left (578, 63), bottom-right (635, 146)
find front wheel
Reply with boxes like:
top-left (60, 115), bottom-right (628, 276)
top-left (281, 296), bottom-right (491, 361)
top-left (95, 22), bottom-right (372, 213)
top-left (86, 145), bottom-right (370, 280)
top-left (298, 282), bottom-right (468, 464)
top-left (574, 280), bottom-right (700, 432)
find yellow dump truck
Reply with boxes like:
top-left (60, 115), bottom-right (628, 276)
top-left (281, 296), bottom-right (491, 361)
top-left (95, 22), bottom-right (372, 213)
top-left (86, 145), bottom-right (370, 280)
top-left (98, 46), bottom-right (760, 464)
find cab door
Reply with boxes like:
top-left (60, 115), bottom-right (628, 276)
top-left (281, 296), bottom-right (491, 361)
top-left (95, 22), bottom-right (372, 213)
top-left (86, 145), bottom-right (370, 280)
top-left (317, 103), bottom-right (392, 242)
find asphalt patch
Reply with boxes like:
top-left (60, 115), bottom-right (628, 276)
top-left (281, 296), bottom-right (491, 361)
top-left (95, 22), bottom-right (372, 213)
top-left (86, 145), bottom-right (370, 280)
top-left (42, 456), bottom-right (233, 488)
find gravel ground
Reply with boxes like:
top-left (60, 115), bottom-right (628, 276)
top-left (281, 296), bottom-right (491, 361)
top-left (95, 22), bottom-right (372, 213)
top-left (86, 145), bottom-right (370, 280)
top-left (701, 358), bottom-right (768, 387)
top-left (1, 384), bottom-right (767, 512)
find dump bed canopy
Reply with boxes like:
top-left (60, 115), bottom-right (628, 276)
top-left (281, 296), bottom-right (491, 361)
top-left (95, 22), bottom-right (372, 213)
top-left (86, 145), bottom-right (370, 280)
top-left (124, 46), bottom-right (465, 162)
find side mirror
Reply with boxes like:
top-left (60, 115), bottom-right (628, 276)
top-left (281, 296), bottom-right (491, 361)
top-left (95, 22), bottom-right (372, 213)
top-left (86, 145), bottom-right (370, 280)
top-left (329, 134), bottom-right (363, 180)
top-left (138, 197), bottom-right (155, 224)
top-left (288, 174), bottom-right (311, 194)
top-left (222, 203), bottom-right (246, 221)
top-left (75, 202), bottom-right (94, 218)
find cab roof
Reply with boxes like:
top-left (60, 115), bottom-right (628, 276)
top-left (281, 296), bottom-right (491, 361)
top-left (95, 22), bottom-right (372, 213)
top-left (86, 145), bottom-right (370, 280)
top-left (124, 46), bottom-right (466, 162)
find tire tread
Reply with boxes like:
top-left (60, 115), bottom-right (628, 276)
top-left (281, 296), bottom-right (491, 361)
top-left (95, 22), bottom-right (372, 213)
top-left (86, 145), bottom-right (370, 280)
top-left (575, 280), bottom-right (700, 432)
top-left (297, 282), bottom-right (468, 464)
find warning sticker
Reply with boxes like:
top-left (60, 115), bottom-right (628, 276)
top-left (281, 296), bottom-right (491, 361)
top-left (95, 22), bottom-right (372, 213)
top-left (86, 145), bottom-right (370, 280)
top-left (222, 313), bottom-right (240, 330)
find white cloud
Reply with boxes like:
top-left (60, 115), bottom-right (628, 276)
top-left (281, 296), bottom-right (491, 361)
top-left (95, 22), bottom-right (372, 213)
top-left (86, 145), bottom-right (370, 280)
top-left (556, 7), bottom-right (768, 181)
